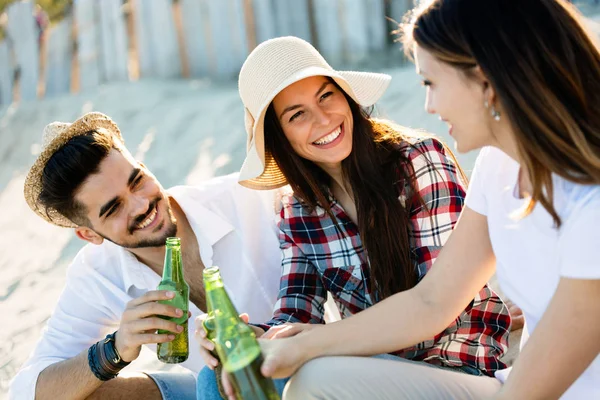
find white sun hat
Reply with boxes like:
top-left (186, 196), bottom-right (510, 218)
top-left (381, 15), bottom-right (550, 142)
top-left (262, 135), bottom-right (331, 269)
top-left (237, 36), bottom-right (392, 190)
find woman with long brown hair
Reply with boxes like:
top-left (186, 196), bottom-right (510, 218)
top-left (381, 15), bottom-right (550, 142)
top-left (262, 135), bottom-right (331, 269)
top-left (195, 34), bottom-right (513, 399)
top-left (256, 1), bottom-right (600, 399)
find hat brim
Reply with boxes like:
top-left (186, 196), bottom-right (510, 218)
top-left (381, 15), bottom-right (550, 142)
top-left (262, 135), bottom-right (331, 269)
top-left (24, 112), bottom-right (124, 228)
top-left (238, 68), bottom-right (391, 190)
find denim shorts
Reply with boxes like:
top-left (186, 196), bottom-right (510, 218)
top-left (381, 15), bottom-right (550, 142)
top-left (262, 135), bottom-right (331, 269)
top-left (196, 366), bottom-right (288, 400)
top-left (146, 371), bottom-right (197, 400)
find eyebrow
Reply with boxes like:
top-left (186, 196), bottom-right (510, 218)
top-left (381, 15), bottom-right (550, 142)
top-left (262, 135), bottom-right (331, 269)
top-left (98, 167), bottom-right (141, 218)
top-left (278, 81), bottom-right (332, 119)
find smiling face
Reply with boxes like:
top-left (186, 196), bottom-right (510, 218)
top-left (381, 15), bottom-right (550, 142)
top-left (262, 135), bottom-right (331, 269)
top-left (415, 45), bottom-right (497, 154)
top-left (75, 149), bottom-right (177, 249)
top-left (271, 76), bottom-right (354, 171)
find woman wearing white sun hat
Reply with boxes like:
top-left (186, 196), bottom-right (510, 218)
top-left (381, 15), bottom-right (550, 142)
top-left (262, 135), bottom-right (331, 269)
top-left (195, 36), bottom-right (512, 400)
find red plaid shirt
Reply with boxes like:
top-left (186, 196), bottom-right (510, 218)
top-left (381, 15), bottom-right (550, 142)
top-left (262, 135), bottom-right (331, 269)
top-left (261, 137), bottom-right (510, 375)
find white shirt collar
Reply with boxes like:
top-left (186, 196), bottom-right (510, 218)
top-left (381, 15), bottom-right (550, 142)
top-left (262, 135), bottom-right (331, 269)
top-left (120, 185), bottom-right (235, 291)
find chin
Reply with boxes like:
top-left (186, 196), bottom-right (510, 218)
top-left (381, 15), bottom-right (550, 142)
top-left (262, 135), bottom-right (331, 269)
top-left (454, 140), bottom-right (477, 154)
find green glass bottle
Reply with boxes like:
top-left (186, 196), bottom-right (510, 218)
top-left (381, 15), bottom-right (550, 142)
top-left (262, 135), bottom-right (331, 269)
top-left (203, 266), bottom-right (280, 400)
top-left (157, 237), bottom-right (189, 363)
top-left (203, 313), bottom-right (230, 399)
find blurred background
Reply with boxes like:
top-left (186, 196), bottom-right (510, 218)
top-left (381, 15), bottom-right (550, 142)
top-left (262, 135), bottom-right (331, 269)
top-left (0, 0), bottom-right (599, 397)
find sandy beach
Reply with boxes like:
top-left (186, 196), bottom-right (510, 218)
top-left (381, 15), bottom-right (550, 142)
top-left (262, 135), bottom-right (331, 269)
top-left (1, 8), bottom-right (599, 398)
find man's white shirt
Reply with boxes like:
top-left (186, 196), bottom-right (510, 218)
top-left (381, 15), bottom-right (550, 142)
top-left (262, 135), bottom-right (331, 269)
top-left (9, 173), bottom-right (282, 400)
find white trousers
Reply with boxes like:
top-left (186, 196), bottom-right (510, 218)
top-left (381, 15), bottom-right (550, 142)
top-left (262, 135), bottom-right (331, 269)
top-left (283, 356), bottom-right (502, 400)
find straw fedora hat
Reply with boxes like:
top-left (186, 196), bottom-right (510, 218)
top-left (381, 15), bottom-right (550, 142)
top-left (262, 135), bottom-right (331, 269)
top-left (23, 112), bottom-right (124, 228)
top-left (237, 36), bottom-right (392, 190)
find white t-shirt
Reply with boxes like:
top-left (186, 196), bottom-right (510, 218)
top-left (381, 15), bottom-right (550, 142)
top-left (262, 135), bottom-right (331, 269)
top-left (465, 147), bottom-right (600, 399)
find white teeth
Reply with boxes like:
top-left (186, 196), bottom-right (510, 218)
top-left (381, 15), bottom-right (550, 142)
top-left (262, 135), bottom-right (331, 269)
top-left (313, 126), bottom-right (341, 145)
top-left (137, 208), bottom-right (157, 229)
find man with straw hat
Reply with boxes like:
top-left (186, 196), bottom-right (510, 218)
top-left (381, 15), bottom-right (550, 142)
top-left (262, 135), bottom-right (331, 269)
top-left (10, 112), bottom-right (283, 400)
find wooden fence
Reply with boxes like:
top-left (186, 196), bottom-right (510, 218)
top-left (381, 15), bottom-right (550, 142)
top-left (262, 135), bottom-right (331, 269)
top-left (0, 0), bottom-right (414, 105)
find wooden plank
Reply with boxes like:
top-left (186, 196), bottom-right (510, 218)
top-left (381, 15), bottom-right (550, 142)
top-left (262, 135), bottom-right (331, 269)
top-left (74, 0), bottom-right (101, 90)
top-left (134, 0), bottom-right (180, 78)
top-left (204, 0), bottom-right (248, 79)
top-left (44, 17), bottom-right (72, 97)
top-left (251, 0), bottom-right (276, 44)
top-left (230, 0), bottom-right (249, 68)
top-left (273, 0), bottom-right (311, 41)
top-left (311, 0), bottom-right (343, 66)
top-left (133, 0), bottom-right (152, 78)
top-left (180, 0), bottom-right (211, 77)
top-left (6, 1), bottom-right (39, 101)
top-left (365, 0), bottom-right (387, 51)
top-left (98, 0), bottom-right (128, 82)
top-left (341, 0), bottom-right (369, 63)
top-left (0, 41), bottom-right (13, 105)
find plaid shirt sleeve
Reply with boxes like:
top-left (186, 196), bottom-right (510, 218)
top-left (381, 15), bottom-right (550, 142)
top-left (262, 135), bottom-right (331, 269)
top-left (404, 138), bottom-right (466, 279)
top-left (257, 198), bottom-right (328, 330)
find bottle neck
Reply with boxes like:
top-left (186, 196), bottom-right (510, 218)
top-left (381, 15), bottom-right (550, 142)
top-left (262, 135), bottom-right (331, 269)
top-left (204, 274), bottom-right (240, 328)
top-left (162, 245), bottom-right (183, 282)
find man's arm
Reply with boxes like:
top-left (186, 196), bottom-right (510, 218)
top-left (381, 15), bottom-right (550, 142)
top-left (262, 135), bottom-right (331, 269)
top-left (35, 351), bottom-right (164, 400)
top-left (35, 350), bottom-right (102, 400)
top-left (9, 257), bottom-right (117, 400)
top-left (30, 290), bottom-right (182, 400)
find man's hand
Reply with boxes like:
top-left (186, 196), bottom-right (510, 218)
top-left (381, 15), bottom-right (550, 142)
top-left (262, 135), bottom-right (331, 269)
top-left (115, 290), bottom-right (185, 362)
top-left (195, 313), bottom-right (265, 370)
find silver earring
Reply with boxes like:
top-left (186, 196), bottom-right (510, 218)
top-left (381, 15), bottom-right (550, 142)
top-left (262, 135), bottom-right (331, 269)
top-left (484, 101), bottom-right (489, 109)
top-left (491, 105), bottom-right (501, 121)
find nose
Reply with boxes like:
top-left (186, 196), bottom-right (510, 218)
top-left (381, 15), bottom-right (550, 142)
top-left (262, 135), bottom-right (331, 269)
top-left (131, 194), bottom-right (151, 218)
top-left (313, 105), bottom-right (332, 126)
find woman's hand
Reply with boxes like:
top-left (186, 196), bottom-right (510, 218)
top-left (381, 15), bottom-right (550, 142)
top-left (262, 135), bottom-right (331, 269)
top-left (259, 332), bottom-right (316, 379)
top-left (262, 322), bottom-right (316, 339)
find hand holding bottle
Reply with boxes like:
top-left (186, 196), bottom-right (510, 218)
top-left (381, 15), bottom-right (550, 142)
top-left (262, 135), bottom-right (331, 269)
top-left (203, 266), bottom-right (280, 399)
top-left (115, 290), bottom-right (184, 363)
top-left (196, 313), bottom-right (267, 369)
top-left (195, 313), bottom-right (251, 368)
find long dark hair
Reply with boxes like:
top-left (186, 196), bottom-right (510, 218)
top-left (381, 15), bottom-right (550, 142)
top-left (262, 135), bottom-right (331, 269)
top-left (403, 0), bottom-right (600, 227)
top-left (265, 83), bottom-right (435, 298)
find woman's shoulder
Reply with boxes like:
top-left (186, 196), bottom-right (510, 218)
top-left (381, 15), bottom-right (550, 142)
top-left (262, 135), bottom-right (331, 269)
top-left (371, 118), bottom-right (449, 160)
top-left (276, 187), bottom-right (318, 220)
top-left (401, 136), bottom-right (449, 162)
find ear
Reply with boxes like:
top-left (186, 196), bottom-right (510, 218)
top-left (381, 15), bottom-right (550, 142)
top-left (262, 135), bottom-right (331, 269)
top-left (75, 226), bottom-right (104, 245)
top-left (471, 66), bottom-right (496, 105)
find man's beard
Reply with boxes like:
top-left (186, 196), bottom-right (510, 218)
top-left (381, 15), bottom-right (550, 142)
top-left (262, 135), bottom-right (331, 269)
top-left (98, 197), bottom-right (178, 249)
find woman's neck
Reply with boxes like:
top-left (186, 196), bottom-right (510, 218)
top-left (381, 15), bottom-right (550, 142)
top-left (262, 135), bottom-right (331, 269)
top-left (318, 161), bottom-right (347, 191)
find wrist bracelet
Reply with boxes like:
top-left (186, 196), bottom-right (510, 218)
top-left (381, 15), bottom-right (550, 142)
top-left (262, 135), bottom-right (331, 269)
top-left (87, 331), bottom-right (132, 382)
top-left (103, 331), bottom-right (131, 369)
top-left (97, 340), bottom-right (120, 376)
top-left (87, 342), bottom-right (115, 381)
